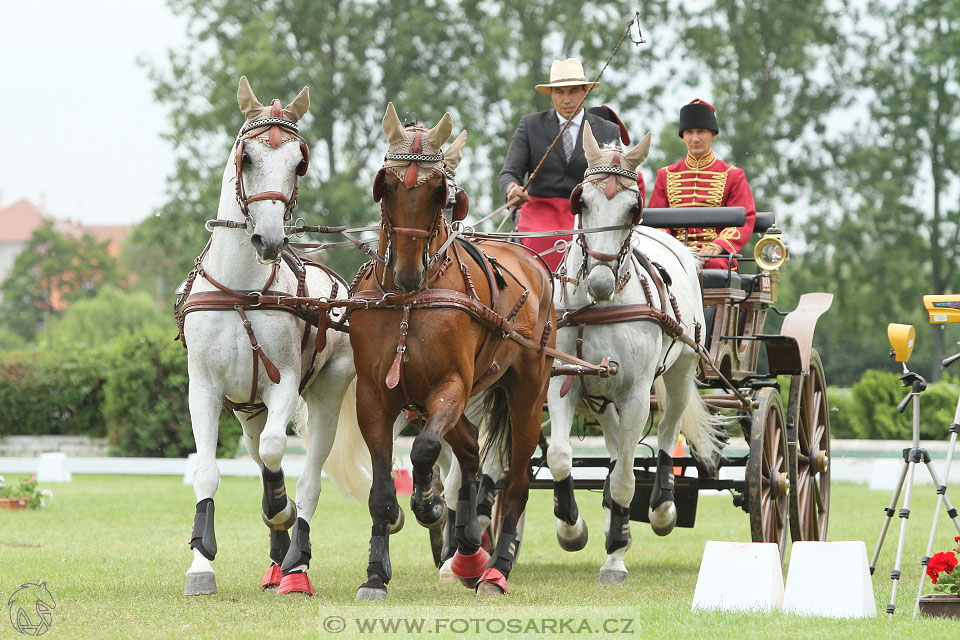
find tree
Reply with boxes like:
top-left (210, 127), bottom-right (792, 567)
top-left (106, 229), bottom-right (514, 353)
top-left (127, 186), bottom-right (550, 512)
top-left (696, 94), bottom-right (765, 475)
top-left (0, 221), bottom-right (117, 341)
top-left (39, 287), bottom-right (171, 349)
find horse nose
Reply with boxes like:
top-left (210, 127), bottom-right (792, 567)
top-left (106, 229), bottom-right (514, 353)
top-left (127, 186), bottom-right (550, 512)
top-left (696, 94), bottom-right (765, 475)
top-left (394, 268), bottom-right (424, 292)
top-left (587, 264), bottom-right (616, 302)
top-left (250, 234), bottom-right (287, 261)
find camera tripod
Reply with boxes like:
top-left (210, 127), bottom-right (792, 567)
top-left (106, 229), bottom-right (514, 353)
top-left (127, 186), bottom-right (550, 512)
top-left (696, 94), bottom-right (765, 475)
top-left (868, 356), bottom-right (960, 619)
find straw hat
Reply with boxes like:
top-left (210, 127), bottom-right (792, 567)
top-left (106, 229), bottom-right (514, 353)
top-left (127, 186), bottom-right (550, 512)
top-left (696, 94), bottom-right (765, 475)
top-left (535, 58), bottom-right (599, 95)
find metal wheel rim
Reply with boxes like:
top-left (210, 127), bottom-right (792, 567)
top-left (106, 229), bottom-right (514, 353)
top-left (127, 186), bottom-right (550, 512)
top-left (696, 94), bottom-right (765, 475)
top-left (747, 387), bottom-right (789, 561)
top-left (795, 350), bottom-right (831, 540)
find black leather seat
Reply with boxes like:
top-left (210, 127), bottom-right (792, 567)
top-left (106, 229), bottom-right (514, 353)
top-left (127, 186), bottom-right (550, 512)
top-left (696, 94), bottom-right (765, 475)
top-left (701, 269), bottom-right (741, 290)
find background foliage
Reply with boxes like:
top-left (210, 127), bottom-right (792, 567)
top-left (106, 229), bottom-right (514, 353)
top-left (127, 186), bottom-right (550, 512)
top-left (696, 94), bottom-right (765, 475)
top-left (1, 1), bottom-right (959, 447)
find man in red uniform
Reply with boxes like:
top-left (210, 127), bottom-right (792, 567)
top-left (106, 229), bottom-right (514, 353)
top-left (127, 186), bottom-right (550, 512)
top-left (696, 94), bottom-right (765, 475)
top-left (498, 58), bottom-right (624, 271)
top-left (647, 99), bottom-right (756, 270)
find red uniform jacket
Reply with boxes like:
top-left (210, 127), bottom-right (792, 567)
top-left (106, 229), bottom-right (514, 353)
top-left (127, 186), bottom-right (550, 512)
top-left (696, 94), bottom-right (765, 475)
top-left (647, 150), bottom-right (755, 270)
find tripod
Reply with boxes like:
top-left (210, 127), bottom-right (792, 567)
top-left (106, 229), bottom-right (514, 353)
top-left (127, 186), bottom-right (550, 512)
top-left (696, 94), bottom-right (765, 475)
top-left (911, 348), bottom-right (960, 617)
top-left (868, 360), bottom-right (960, 618)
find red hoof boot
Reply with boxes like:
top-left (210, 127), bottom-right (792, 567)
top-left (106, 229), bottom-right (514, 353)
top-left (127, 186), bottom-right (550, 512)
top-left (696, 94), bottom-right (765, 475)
top-left (476, 568), bottom-right (509, 595)
top-left (277, 571), bottom-right (315, 596)
top-left (261, 563), bottom-right (282, 589)
top-left (451, 547), bottom-right (491, 579)
top-left (480, 530), bottom-right (493, 554)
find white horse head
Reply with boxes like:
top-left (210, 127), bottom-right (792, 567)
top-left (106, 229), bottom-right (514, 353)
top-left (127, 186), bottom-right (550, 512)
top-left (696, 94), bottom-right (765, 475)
top-left (570, 121), bottom-right (652, 302)
top-left (229, 76), bottom-right (310, 262)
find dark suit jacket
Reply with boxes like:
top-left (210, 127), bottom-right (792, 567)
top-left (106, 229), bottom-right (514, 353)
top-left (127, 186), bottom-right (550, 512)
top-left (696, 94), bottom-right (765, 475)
top-left (498, 109), bottom-right (622, 201)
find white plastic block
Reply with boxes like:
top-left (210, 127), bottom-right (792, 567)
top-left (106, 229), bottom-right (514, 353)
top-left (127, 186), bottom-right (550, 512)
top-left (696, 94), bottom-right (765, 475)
top-left (36, 452), bottom-right (71, 483)
top-left (183, 453), bottom-right (197, 484)
top-left (783, 541), bottom-right (876, 618)
top-left (692, 541), bottom-right (784, 612)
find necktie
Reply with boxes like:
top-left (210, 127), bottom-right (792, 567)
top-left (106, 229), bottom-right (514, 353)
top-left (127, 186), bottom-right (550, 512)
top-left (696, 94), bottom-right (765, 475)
top-left (562, 125), bottom-right (575, 159)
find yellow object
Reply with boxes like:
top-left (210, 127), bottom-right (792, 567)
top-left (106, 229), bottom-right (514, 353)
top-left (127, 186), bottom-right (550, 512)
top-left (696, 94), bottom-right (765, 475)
top-left (754, 228), bottom-right (787, 271)
top-left (887, 323), bottom-right (916, 363)
top-left (923, 294), bottom-right (960, 324)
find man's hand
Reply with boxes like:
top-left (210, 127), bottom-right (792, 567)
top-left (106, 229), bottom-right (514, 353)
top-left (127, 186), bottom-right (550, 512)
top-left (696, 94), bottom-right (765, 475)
top-left (699, 242), bottom-right (725, 257)
top-left (506, 182), bottom-right (531, 205)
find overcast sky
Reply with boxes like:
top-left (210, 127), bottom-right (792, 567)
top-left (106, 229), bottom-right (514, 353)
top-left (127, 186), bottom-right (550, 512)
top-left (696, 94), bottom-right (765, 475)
top-left (2, 1), bottom-right (187, 226)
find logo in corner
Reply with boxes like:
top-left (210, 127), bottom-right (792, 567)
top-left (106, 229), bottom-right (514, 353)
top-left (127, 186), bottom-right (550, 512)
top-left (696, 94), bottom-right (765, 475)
top-left (7, 581), bottom-right (56, 636)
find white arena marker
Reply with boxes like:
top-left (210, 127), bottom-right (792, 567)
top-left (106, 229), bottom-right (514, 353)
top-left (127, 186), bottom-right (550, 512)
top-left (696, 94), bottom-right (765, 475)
top-left (783, 541), bottom-right (876, 618)
top-left (692, 541), bottom-right (784, 612)
top-left (183, 453), bottom-right (197, 485)
top-left (36, 452), bottom-right (72, 483)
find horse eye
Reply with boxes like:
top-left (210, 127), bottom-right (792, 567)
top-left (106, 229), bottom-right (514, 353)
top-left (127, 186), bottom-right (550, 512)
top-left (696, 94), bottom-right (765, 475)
top-left (242, 151), bottom-right (251, 165)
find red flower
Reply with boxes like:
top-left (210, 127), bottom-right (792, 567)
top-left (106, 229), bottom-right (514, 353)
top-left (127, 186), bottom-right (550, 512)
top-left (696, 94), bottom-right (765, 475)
top-left (927, 551), bottom-right (958, 583)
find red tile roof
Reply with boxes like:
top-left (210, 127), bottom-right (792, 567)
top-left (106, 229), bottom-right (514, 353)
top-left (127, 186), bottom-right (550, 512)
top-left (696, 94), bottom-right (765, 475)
top-left (0, 199), bottom-right (52, 243)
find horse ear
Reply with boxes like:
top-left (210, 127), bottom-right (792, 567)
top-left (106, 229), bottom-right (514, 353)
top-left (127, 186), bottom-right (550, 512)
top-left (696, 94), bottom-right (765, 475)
top-left (443, 130), bottom-right (468, 174)
top-left (569, 184), bottom-right (584, 215)
top-left (453, 190), bottom-right (469, 221)
top-left (426, 112), bottom-right (453, 149)
top-left (237, 76), bottom-right (264, 120)
top-left (373, 168), bottom-right (386, 202)
top-left (284, 86), bottom-right (310, 122)
top-left (622, 132), bottom-right (652, 172)
top-left (582, 121), bottom-right (603, 167)
top-left (382, 103), bottom-right (406, 147)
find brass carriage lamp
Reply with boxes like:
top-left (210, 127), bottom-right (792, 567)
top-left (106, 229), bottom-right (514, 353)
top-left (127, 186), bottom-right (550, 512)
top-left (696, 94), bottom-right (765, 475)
top-left (887, 323), bottom-right (916, 363)
top-left (754, 225), bottom-right (788, 299)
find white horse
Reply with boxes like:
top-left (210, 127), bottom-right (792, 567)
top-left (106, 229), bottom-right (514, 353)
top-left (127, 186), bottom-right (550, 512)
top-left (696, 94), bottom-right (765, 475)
top-left (545, 122), bottom-right (726, 584)
top-left (177, 76), bottom-right (356, 596)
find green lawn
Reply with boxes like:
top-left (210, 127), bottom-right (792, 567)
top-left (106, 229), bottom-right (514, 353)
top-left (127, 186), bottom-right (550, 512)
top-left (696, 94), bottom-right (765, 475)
top-left (2, 474), bottom-right (958, 639)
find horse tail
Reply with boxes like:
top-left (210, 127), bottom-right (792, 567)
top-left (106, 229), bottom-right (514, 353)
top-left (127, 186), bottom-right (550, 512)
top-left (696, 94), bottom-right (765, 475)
top-left (479, 386), bottom-right (511, 472)
top-left (653, 377), bottom-right (727, 465)
top-left (316, 378), bottom-right (372, 501)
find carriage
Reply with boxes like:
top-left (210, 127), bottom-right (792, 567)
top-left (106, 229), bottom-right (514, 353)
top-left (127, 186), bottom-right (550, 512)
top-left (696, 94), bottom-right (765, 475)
top-left (180, 87), bottom-right (832, 597)
top-left (514, 206), bottom-right (835, 562)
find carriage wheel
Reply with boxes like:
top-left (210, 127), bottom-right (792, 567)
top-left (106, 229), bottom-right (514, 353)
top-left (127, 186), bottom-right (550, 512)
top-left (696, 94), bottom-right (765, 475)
top-left (746, 387), bottom-right (789, 562)
top-left (491, 490), bottom-right (525, 562)
top-left (788, 349), bottom-right (831, 542)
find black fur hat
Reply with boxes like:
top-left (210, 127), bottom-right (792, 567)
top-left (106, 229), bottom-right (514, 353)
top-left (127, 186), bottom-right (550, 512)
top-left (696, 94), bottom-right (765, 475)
top-left (678, 99), bottom-right (718, 137)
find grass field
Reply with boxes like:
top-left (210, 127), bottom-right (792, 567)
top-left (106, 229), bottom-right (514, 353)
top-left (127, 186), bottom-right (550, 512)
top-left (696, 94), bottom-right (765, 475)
top-left (2, 474), bottom-right (959, 639)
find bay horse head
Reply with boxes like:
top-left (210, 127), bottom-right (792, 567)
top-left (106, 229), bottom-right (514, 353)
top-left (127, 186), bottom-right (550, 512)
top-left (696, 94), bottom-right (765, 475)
top-left (233, 76), bottom-right (310, 263)
top-left (373, 103), bottom-right (468, 291)
top-left (569, 121), bottom-right (652, 302)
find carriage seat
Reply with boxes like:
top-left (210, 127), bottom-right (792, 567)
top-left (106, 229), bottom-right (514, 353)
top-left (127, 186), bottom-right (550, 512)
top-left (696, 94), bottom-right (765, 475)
top-left (701, 269), bottom-right (741, 290)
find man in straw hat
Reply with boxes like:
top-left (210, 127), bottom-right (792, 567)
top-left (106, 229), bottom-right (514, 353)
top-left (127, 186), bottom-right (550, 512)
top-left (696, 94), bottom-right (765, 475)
top-left (647, 99), bottom-right (756, 270)
top-left (498, 58), bottom-right (624, 271)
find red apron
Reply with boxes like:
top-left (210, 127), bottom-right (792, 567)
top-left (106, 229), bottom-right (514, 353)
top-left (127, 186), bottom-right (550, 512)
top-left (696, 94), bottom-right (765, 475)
top-left (517, 196), bottom-right (573, 272)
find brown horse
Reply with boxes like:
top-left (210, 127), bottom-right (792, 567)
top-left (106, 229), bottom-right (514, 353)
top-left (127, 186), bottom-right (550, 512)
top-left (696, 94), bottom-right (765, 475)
top-left (347, 104), bottom-right (555, 598)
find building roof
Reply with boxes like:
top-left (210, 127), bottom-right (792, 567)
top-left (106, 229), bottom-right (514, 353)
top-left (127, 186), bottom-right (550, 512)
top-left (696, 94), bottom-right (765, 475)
top-left (0, 200), bottom-right (131, 253)
top-left (0, 199), bottom-right (52, 243)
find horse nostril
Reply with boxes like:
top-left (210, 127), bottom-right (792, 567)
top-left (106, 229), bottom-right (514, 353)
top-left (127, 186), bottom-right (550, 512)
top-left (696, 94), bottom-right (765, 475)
top-left (251, 234), bottom-right (264, 252)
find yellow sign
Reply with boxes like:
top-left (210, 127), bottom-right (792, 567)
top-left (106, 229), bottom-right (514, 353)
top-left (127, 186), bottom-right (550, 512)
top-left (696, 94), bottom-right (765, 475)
top-left (923, 295), bottom-right (960, 324)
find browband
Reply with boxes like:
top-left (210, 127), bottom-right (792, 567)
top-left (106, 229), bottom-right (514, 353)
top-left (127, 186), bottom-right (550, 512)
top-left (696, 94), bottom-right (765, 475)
top-left (584, 165), bottom-right (638, 182)
top-left (240, 117), bottom-right (299, 136)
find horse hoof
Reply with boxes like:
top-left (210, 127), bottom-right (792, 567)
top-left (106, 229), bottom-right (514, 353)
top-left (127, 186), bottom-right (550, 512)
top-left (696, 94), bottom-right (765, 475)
top-left (598, 569), bottom-right (628, 585)
top-left (412, 498), bottom-right (446, 530)
top-left (438, 558), bottom-right (457, 582)
top-left (356, 586), bottom-right (388, 601)
top-left (459, 576), bottom-right (481, 589)
top-left (476, 581), bottom-right (506, 596)
top-left (262, 497), bottom-right (297, 531)
top-left (648, 503), bottom-right (677, 537)
top-left (184, 572), bottom-right (217, 596)
top-left (451, 547), bottom-right (490, 580)
top-left (390, 508), bottom-right (405, 534)
top-left (261, 563), bottom-right (282, 589)
top-left (556, 517), bottom-right (588, 552)
top-left (476, 568), bottom-right (509, 596)
top-left (278, 571), bottom-right (315, 596)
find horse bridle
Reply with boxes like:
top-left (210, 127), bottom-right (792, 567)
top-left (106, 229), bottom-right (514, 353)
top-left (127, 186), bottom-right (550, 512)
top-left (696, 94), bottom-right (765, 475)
top-left (233, 106), bottom-right (310, 227)
top-left (568, 151), bottom-right (644, 286)
top-left (373, 126), bottom-right (468, 275)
